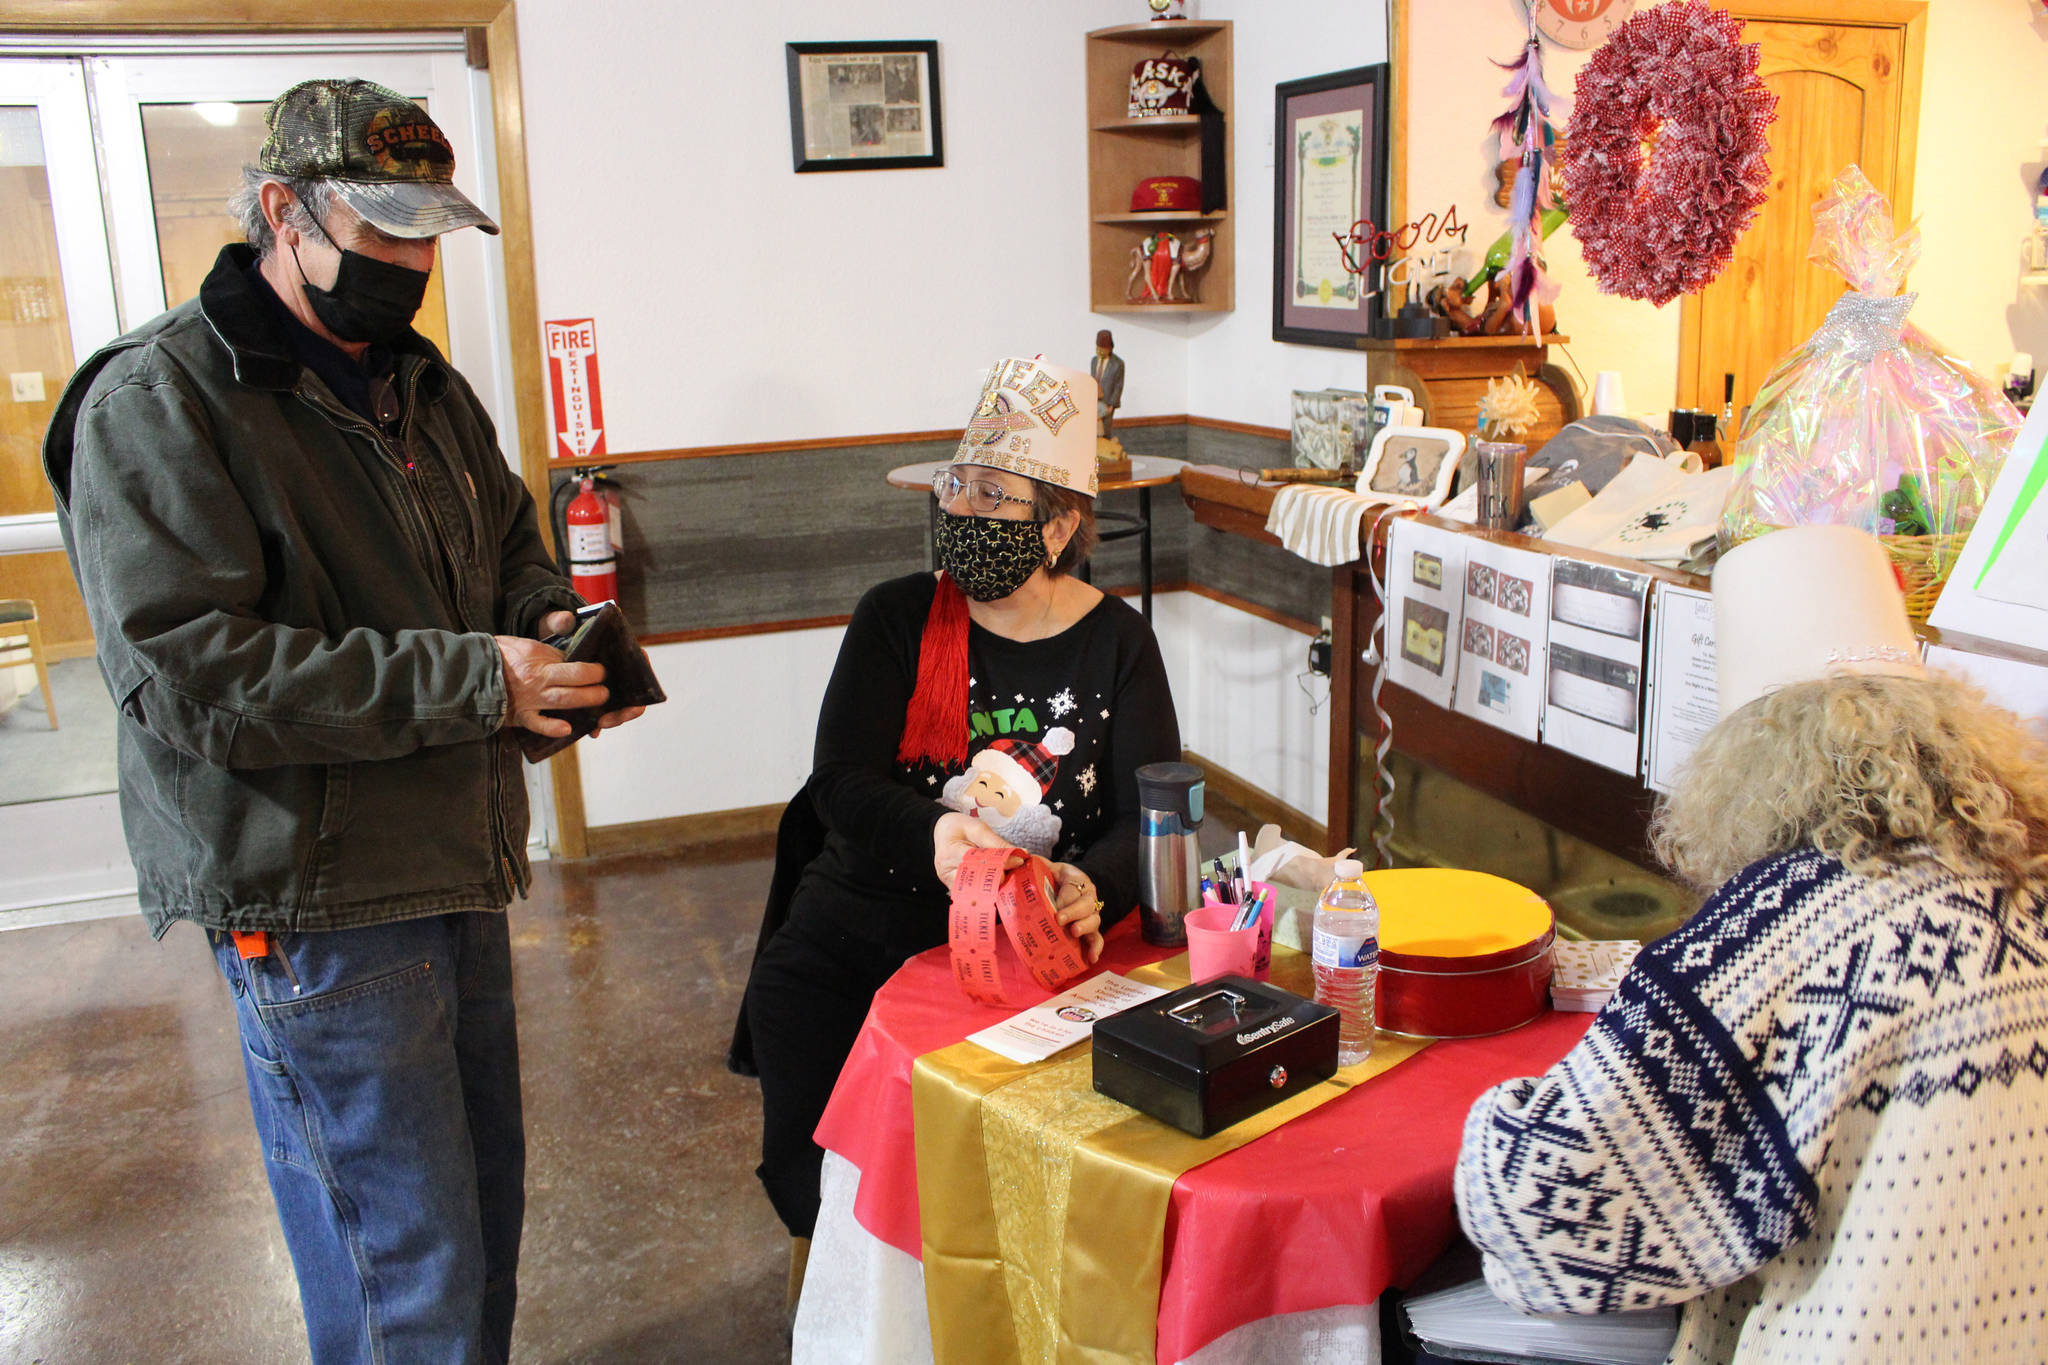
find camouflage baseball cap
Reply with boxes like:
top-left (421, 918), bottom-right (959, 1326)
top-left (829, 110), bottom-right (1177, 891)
top-left (259, 79), bottom-right (499, 237)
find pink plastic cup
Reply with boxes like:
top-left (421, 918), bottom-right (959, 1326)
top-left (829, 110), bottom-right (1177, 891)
top-left (1186, 882), bottom-right (1275, 983)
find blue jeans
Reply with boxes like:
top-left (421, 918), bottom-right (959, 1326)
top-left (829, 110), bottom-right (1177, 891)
top-left (210, 912), bottom-right (525, 1365)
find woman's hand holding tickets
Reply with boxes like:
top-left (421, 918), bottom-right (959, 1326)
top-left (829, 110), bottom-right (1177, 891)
top-left (1049, 862), bottom-right (1104, 964)
top-left (933, 811), bottom-right (1017, 891)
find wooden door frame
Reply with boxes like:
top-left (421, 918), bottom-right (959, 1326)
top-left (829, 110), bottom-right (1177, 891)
top-left (0, 1), bottom-right (592, 856)
top-left (1675, 0), bottom-right (1928, 409)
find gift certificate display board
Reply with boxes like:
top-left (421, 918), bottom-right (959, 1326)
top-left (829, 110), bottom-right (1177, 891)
top-left (1385, 518), bottom-right (1470, 709)
top-left (1930, 403), bottom-right (2048, 650)
top-left (1643, 583), bottom-right (1718, 793)
top-left (1541, 558), bottom-right (1651, 776)
top-left (1452, 542), bottom-right (1551, 741)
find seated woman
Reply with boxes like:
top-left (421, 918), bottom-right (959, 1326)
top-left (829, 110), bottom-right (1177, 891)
top-left (744, 356), bottom-right (1182, 1254)
top-left (1456, 524), bottom-right (2048, 1362)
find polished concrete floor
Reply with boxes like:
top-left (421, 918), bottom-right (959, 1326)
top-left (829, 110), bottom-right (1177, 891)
top-left (0, 847), bottom-right (790, 1365)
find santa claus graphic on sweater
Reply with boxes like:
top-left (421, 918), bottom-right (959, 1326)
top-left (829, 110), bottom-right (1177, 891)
top-left (941, 727), bottom-right (1074, 857)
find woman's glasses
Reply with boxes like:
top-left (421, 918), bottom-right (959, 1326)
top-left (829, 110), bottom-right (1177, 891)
top-left (932, 469), bottom-right (1037, 517)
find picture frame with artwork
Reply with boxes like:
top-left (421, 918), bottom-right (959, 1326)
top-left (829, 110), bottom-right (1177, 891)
top-left (785, 41), bottom-right (943, 172)
top-left (1271, 63), bottom-right (1391, 348)
top-left (1356, 425), bottom-right (1466, 507)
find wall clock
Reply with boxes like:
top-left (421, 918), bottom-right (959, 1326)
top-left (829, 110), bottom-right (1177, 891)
top-left (1526, 0), bottom-right (1637, 49)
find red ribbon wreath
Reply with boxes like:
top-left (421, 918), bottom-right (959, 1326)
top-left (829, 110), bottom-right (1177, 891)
top-left (1562, 0), bottom-right (1778, 307)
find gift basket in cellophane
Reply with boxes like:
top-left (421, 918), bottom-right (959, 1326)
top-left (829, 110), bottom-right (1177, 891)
top-left (1720, 166), bottom-right (2020, 619)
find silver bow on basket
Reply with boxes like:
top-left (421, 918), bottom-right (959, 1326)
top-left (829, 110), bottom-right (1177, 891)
top-left (1812, 289), bottom-right (1916, 365)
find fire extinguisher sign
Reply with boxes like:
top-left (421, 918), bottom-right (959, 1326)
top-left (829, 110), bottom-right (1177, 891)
top-left (545, 318), bottom-right (607, 462)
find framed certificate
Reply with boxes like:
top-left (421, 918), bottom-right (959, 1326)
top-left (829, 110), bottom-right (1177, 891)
top-left (1272, 64), bottom-right (1390, 348)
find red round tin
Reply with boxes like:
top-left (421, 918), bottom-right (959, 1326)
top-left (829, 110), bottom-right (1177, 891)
top-left (1363, 869), bottom-right (1556, 1039)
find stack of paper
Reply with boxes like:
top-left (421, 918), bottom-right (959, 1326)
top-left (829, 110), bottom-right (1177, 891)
top-left (1403, 1277), bottom-right (1677, 1365)
top-left (965, 972), bottom-right (1166, 1064)
top-left (1550, 939), bottom-right (1641, 1012)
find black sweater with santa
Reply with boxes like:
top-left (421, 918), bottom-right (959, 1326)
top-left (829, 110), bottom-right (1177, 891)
top-left (800, 571), bottom-right (1181, 956)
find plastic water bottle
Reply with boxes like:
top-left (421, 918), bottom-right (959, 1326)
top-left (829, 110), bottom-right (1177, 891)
top-left (1312, 858), bottom-right (1379, 1066)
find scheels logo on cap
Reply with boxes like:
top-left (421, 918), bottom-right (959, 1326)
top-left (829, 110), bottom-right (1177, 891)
top-left (362, 107), bottom-right (454, 177)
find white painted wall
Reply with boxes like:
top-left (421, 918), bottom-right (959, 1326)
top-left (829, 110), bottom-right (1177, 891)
top-left (575, 626), bottom-right (846, 828)
top-left (515, 0), bottom-right (1186, 446)
top-left (1405, 0), bottom-right (2048, 422)
top-left (1155, 590), bottom-right (1330, 826)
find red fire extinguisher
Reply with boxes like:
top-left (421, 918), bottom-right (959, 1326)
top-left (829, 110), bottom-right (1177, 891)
top-left (563, 475), bottom-right (618, 604)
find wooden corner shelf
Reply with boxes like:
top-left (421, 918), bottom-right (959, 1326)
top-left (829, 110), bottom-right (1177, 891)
top-left (1086, 20), bottom-right (1233, 316)
top-left (1092, 209), bottom-right (1230, 224)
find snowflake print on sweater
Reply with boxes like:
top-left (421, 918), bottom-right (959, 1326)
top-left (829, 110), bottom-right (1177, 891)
top-left (1456, 850), bottom-right (2048, 1364)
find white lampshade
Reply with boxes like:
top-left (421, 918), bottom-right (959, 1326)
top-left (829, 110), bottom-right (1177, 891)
top-left (1713, 524), bottom-right (1922, 718)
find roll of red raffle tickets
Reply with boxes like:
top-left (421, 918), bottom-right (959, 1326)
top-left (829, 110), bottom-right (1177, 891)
top-left (949, 846), bottom-right (1090, 1008)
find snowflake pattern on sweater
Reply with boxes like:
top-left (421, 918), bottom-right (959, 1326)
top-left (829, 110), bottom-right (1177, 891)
top-left (1456, 849), bottom-right (2048, 1363)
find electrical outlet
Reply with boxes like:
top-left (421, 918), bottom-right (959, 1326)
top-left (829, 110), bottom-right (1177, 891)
top-left (10, 371), bottom-right (45, 404)
top-left (1307, 628), bottom-right (1333, 677)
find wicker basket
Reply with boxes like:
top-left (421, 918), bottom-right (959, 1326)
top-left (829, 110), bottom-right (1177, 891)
top-left (1878, 530), bottom-right (1970, 623)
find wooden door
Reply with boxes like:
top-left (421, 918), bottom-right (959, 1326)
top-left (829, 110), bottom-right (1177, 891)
top-left (1678, 1), bottom-right (1926, 419)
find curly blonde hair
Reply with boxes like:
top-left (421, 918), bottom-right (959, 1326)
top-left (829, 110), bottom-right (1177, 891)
top-left (1651, 673), bottom-right (2048, 895)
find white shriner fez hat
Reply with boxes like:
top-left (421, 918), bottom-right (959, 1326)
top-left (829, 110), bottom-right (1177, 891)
top-left (952, 357), bottom-right (1100, 498)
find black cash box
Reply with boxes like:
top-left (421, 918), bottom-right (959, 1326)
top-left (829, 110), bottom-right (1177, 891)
top-left (1092, 975), bottom-right (1339, 1138)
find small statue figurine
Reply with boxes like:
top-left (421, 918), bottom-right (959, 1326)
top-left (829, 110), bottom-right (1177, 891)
top-left (1146, 0), bottom-right (1189, 19)
top-left (1091, 330), bottom-right (1125, 440)
top-left (1092, 331), bottom-right (1130, 475)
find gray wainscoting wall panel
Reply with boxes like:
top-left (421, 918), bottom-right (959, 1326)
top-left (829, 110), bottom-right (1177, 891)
top-left (552, 420), bottom-right (1329, 640)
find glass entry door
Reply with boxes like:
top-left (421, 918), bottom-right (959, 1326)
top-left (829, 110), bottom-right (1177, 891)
top-left (0, 40), bottom-right (532, 920)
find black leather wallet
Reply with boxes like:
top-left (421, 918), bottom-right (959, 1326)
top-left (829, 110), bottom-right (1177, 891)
top-left (516, 601), bottom-right (667, 762)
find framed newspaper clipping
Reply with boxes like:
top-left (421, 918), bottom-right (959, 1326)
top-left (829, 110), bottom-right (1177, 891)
top-left (786, 41), bottom-right (944, 172)
top-left (1272, 63), bottom-right (1390, 348)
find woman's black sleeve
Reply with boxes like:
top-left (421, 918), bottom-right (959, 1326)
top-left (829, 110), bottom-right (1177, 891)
top-left (1073, 616), bottom-right (1182, 927)
top-left (805, 582), bottom-right (947, 880)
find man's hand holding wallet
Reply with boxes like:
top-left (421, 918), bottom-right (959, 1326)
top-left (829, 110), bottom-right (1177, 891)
top-left (494, 602), bottom-right (666, 761)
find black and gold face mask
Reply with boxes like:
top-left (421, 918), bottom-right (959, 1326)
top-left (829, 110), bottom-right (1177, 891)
top-left (935, 510), bottom-right (1048, 603)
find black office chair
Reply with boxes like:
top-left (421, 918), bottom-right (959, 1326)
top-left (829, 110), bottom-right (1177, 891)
top-left (726, 786), bottom-right (828, 1077)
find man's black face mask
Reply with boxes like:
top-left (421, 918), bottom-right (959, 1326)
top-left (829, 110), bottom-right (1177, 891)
top-left (291, 210), bottom-right (430, 345)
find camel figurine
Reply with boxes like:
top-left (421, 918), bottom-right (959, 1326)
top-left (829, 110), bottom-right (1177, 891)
top-left (1168, 229), bottom-right (1215, 301)
top-left (1124, 228), bottom-right (1215, 303)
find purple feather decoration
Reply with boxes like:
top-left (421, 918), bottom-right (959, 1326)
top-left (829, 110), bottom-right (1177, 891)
top-left (1491, 23), bottom-right (1567, 333)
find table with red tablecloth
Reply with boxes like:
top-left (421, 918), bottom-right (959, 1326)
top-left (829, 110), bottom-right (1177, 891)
top-left (810, 916), bottom-right (1592, 1363)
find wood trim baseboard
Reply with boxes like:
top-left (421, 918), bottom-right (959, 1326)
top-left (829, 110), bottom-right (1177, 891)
top-left (1185, 414), bottom-right (1289, 442)
top-left (540, 414), bottom-right (1280, 471)
top-left (1184, 747), bottom-right (1328, 854)
top-left (582, 801), bottom-right (785, 861)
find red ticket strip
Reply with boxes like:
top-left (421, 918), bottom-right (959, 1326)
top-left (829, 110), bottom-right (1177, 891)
top-left (948, 846), bottom-right (1090, 1008)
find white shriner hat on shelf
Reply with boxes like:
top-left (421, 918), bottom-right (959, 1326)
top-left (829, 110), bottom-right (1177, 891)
top-left (953, 357), bottom-right (1100, 498)
top-left (1713, 524), bottom-right (1923, 718)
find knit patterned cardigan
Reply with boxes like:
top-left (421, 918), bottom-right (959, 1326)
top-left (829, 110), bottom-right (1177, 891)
top-left (1455, 848), bottom-right (2048, 1364)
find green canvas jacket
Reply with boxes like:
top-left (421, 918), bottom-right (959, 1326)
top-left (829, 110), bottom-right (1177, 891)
top-left (43, 245), bottom-right (578, 937)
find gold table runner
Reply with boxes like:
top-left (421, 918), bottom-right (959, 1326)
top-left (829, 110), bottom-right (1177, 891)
top-left (913, 947), bottom-right (1431, 1364)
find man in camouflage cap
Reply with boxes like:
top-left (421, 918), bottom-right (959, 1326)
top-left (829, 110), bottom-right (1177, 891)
top-left (42, 79), bottom-right (640, 1363)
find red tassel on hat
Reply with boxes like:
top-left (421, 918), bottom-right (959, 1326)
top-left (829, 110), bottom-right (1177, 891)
top-left (897, 572), bottom-right (972, 769)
